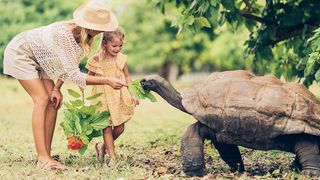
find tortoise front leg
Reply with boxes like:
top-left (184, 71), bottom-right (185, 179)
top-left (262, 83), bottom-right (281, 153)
top-left (212, 141), bottom-right (245, 173)
top-left (294, 135), bottom-right (320, 176)
top-left (181, 122), bottom-right (206, 176)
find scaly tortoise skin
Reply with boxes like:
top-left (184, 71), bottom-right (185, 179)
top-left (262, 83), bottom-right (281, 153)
top-left (141, 70), bottom-right (320, 177)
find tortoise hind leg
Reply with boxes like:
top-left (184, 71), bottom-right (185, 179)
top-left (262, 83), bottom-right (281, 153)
top-left (294, 135), bottom-right (320, 176)
top-left (181, 122), bottom-right (206, 176)
top-left (212, 141), bottom-right (245, 173)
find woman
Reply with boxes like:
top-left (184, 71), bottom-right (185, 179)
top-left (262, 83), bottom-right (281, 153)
top-left (3, 2), bottom-right (125, 170)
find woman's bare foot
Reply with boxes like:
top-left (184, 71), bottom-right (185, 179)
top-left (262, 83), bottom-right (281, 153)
top-left (95, 143), bottom-right (106, 162)
top-left (37, 158), bottom-right (66, 171)
top-left (52, 155), bottom-right (60, 162)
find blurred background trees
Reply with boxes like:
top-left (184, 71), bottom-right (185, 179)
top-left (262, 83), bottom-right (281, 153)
top-left (1, 0), bottom-right (320, 86)
top-left (0, 0), bottom-right (86, 72)
top-left (151, 0), bottom-right (320, 86)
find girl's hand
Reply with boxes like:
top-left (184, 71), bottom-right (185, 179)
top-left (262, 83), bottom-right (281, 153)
top-left (106, 77), bottom-right (128, 89)
top-left (131, 97), bottom-right (140, 106)
top-left (51, 89), bottom-right (63, 109)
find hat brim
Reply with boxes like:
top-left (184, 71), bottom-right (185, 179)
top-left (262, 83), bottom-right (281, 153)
top-left (73, 8), bottom-right (119, 32)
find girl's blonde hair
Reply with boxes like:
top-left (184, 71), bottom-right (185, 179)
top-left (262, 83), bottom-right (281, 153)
top-left (80, 28), bottom-right (95, 54)
top-left (98, 27), bottom-right (125, 60)
top-left (102, 27), bottom-right (125, 43)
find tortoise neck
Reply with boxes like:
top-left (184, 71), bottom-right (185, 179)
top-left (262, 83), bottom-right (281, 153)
top-left (154, 80), bottom-right (188, 114)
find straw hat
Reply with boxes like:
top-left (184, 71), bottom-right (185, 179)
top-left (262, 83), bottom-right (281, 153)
top-left (73, 1), bottom-right (118, 32)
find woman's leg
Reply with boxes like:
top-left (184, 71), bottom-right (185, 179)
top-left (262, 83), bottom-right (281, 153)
top-left (103, 126), bottom-right (116, 160)
top-left (42, 79), bottom-right (57, 156)
top-left (18, 79), bottom-right (63, 169)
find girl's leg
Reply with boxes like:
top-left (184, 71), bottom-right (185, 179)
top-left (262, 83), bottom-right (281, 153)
top-left (112, 124), bottom-right (124, 140)
top-left (42, 79), bottom-right (57, 156)
top-left (96, 124), bottom-right (125, 161)
top-left (103, 126), bottom-right (116, 160)
top-left (98, 124), bottom-right (124, 152)
top-left (18, 79), bottom-right (64, 169)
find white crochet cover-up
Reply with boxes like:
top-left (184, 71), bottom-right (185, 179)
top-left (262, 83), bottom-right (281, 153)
top-left (25, 22), bottom-right (87, 88)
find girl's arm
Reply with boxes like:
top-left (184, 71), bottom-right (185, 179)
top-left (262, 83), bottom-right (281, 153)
top-left (123, 62), bottom-right (132, 84)
top-left (123, 63), bottom-right (139, 105)
top-left (84, 56), bottom-right (127, 88)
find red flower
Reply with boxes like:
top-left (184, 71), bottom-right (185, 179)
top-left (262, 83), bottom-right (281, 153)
top-left (67, 134), bottom-right (73, 139)
top-left (67, 137), bottom-right (84, 150)
top-left (76, 139), bottom-right (84, 148)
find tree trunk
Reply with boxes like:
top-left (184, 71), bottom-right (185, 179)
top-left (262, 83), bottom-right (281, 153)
top-left (159, 60), bottom-right (178, 82)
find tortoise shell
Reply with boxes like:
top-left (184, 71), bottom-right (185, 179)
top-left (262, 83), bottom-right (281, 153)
top-left (181, 70), bottom-right (320, 150)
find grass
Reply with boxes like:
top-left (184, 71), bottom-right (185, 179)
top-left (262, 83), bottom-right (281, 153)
top-left (0, 76), bottom-right (316, 179)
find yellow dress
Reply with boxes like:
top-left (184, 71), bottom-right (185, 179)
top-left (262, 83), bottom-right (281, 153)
top-left (85, 53), bottom-right (134, 127)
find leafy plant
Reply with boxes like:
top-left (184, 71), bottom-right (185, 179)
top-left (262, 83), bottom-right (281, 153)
top-left (60, 89), bottom-right (110, 155)
top-left (128, 79), bottom-right (157, 102)
top-left (151, 0), bottom-right (320, 87)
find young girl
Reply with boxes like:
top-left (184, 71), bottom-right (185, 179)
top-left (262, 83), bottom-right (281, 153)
top-left (85, 28), bottom-right (139, 165)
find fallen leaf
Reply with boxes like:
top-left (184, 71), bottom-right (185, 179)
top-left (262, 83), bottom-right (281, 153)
top-left (157, 168), bottom-right (167, 174)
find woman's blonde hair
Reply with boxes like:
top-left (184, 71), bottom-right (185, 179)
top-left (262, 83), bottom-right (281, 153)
top-left (98, 27), bottom-right (125, 61)
top-left (80, 28), bottom-right (95, 54)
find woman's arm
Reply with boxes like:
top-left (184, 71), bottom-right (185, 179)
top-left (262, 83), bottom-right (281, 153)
top-left (53, 79), bottom-right (64, 91)
top-left (86, 75), bottom-right (127, 89)
top-left (51, 79), bottom-right (64, 109)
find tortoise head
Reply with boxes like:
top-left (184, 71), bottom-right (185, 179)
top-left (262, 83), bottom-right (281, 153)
top-left (140, 74), bottom-right (165, 92)
top-left (141, 75), bottom-right (189, 114)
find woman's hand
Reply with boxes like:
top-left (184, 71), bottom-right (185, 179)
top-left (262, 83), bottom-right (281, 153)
top-left (106, 77), bottom-right (127, 89)
top-left (51, 89), bottom-right (63, 110)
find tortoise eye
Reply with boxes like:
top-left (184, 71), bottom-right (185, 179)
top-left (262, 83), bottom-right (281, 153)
top-left (140, 79), bottom-right (146, 85)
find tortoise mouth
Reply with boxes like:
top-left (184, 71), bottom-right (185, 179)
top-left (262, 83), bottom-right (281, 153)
top-left (140, 79), bottom-right (151, 91)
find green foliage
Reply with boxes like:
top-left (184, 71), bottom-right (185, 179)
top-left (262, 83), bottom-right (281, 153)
top-left (119, 1), bottom-right (225, 75)
top-left (128, 79), bottom-right (157, 102)
top-left (60, 89), bottom-right (110, 155)
top-left (307, 28), bottom-right (320, 86)
top-left (153, 0), bottom-right (320, 87)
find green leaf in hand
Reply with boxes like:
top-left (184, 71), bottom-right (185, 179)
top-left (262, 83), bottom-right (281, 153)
top-left (128, 79), bottom-right (157, 102)
top-left (145, 91), bottom-right (157, 102)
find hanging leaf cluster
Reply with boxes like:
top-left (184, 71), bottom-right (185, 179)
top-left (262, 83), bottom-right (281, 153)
top-left (128, 79), bottom-right (157, 102)
top-left (60, 89), bottom-right (110, 155)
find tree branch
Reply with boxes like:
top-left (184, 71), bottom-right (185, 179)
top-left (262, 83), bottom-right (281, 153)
top-left (270, 19), bottom-right (320, 46)
top-left (242, 0), bottom-right (253, 11)
top-left (240, 11), bottom-right (273, 24)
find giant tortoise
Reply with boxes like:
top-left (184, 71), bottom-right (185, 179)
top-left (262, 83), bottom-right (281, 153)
top-left (140, 70), bottom-right (320, 176)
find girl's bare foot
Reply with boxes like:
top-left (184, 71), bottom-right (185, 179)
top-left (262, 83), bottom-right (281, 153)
top-left (107, 158), bottom-right (116, 168)
top-left (95, 143), bottom-right (106, 162)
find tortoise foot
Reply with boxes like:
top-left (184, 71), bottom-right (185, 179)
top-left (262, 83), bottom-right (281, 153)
top-left (229, 162), bottom-right (245, 173)
top-left (302, 169), bottom-right (320, 177)
top-left (184, 167), bottom-right (206, 177)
